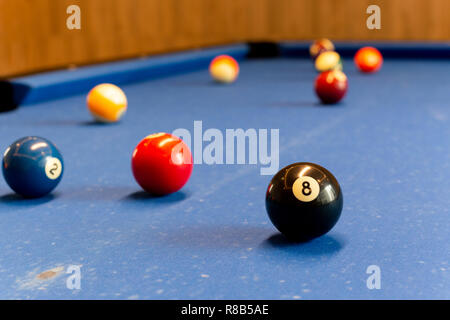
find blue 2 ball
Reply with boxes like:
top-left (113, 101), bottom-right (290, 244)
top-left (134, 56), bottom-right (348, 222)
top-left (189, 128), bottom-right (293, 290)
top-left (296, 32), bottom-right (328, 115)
top-left (2, 137), bottom-right (64, 198)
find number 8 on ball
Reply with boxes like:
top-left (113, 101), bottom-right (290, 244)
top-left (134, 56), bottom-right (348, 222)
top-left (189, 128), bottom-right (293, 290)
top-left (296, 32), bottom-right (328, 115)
top-left (265, 162), bottom-right (343, 242)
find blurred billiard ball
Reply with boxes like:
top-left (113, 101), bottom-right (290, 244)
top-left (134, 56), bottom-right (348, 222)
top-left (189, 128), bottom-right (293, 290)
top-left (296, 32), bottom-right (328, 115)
top-left (354, 47), bottom-right (383, 73)
top-left (309, 39), bottom-right (335, 60)
top-left (131, 133), bottom-right (193, 196)
top-left (209, 55), bottom-right (239, 84)
top-left (314, 70), bottom-right (348, 104)
top-left (315, 51), bottom-right (343, 73)
top-left (2, 136), bottom-right (64, 198)
top-left (87, 83), bottom-right (127, 123)
top-left (265, 162), bottom-right (343, 242)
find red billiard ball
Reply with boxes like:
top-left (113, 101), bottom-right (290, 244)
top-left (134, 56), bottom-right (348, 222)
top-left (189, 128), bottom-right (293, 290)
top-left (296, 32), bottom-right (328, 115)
top-left (314, 70), bottom-right (348, 104)
top-left (354, 47), bottom-right (383, 73)
top-left (131, 133), bottom-right (193, 195)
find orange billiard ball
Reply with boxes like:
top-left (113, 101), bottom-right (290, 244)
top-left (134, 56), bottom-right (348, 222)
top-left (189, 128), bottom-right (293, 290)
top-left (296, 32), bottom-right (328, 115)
top-left (209, 55), bottom-right (239, 84)
top-left (86, 83), bottom-right (128, 123)
top-left (354, 47), bottom-right (383, 73)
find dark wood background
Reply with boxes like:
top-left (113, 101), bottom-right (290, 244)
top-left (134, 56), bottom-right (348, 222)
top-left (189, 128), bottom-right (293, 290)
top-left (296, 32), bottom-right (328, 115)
top-left (1, 0), bottom-right (448, 77)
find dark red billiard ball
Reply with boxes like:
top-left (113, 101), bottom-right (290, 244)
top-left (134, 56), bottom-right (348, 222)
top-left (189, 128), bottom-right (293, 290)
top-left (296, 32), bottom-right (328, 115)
top-left (314, 70), bottom-right (348, 104)
top-left (354, 47), bottom-right (383, 73)
top-left (131, 133), bottom-right (193, 195)
top-left (265, 162), bottom-right (343, 242)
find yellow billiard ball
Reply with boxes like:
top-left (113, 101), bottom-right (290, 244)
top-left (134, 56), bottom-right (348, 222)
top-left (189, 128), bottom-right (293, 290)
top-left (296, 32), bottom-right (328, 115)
top-left (86, 83), bottom-right (127, 123)
top-left (315, 51), bottom-right (343, 73)
top-left (209, 55), bottom-right (239, 84)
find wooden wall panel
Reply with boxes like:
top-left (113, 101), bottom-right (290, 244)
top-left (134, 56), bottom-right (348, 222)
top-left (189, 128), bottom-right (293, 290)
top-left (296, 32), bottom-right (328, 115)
top-left (262, 0), bottom-right (450, 41)
top-left (0, 0), bottom-right (448, 77)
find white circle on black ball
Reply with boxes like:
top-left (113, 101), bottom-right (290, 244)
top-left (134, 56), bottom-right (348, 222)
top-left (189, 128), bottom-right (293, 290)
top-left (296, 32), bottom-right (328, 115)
top-left (292, 176), bottom-right (320, 202)
top-left (45, 157), bottom-right (62, 180)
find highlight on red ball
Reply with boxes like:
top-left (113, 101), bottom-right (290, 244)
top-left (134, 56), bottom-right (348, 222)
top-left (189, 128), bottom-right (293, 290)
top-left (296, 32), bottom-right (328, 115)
top-left (209, 55), bottom-right (240, 84)
top-left (131, 133), bottom-right (193, 196)
top-left (354, 47), bottom-right (383, 73)
top-left (170, 138), bottom-right (193, 166)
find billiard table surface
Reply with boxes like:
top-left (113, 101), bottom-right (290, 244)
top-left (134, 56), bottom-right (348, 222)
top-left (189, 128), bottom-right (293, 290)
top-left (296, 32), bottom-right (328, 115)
top-left (0, 43), bottom-right (449, 299)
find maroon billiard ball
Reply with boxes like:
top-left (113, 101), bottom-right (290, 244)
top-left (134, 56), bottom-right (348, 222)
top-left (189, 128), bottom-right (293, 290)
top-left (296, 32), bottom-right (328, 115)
top-left (314, 70), bottom-right (348, 104)
top-left (309, 38), bottom-right (335, 60)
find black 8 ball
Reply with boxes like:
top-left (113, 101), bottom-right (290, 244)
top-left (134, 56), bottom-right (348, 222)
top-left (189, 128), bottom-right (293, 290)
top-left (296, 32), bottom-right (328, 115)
top-left (265, 162), bottom-right (343, 242)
